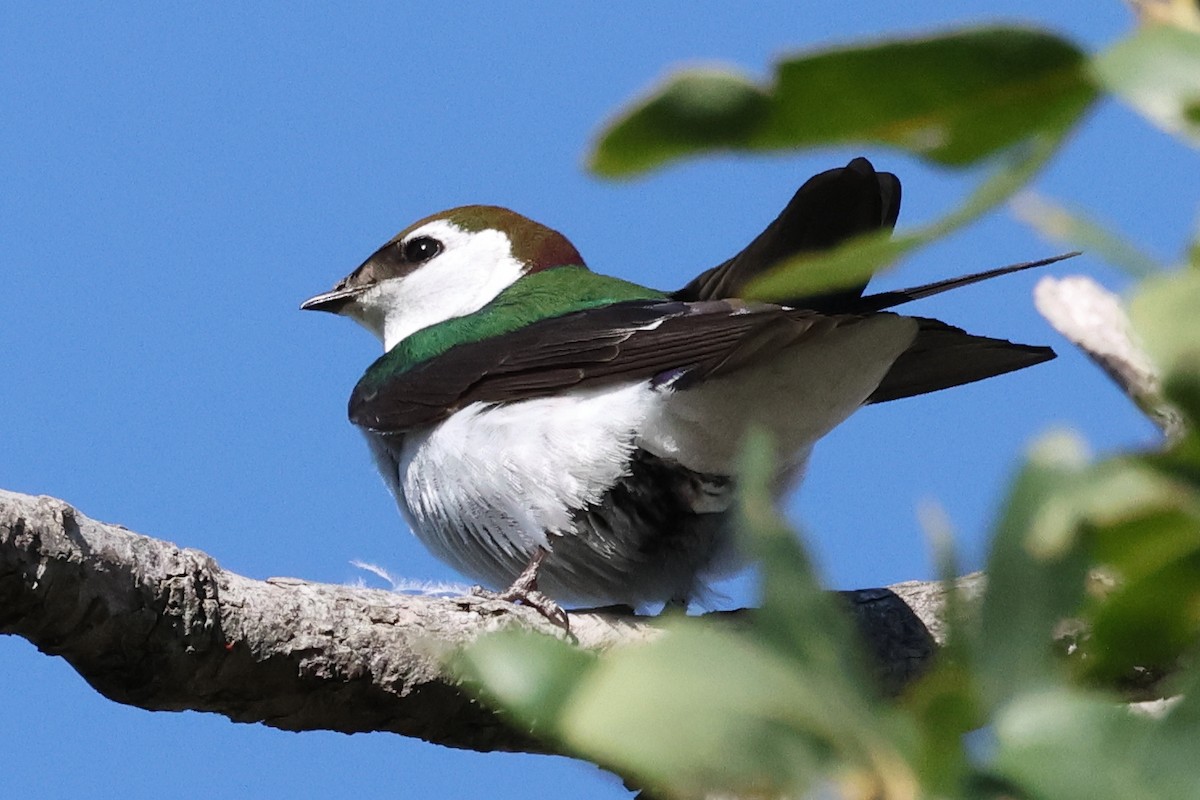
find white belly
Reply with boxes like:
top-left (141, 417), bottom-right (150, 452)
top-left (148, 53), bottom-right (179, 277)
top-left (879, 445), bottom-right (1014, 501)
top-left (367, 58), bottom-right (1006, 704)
top-left (369, 381), bottom-right (658, 588)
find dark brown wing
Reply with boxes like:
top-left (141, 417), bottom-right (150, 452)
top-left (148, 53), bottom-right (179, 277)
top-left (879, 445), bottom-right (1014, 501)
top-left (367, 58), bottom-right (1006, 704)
top-left (349, 299), bottom-right (852, 433)
top-left (674, 157), bottom-right (901, 310)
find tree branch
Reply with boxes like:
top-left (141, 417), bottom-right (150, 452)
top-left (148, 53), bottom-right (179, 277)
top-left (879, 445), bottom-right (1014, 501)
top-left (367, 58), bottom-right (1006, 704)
top-left (1034, 274), bottom-right (1183, 439)
top-left (0, 487), bottom-right (960, 753)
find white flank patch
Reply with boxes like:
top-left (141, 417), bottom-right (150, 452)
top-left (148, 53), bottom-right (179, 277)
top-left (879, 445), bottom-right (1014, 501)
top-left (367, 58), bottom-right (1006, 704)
top-left (641, 314), bottom-right (919, 475)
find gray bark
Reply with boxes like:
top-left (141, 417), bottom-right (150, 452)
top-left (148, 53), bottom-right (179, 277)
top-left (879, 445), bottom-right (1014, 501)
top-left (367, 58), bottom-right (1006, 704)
top-left (1034, 274), bottom-right (1183, 439)
top-left (0, 487), bottom-right (963, 754)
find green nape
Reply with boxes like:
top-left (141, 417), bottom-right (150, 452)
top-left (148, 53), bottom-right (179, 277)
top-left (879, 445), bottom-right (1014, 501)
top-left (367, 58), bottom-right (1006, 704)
top-left (358, 265), bottom-right (666, 386)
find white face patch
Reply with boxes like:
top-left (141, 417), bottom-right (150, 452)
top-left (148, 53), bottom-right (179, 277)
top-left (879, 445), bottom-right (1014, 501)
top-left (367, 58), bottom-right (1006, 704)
top-left (344, 219), bottom-right (525, 351)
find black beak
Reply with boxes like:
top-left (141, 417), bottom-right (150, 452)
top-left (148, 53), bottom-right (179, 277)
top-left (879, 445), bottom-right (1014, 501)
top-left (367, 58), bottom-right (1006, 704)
top-left (299, 285), bottom-right (367, 313)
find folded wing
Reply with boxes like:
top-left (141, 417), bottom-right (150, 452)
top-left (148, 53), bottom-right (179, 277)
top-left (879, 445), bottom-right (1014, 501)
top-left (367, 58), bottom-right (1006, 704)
top-left (350, 299), bottom-right (867, 433)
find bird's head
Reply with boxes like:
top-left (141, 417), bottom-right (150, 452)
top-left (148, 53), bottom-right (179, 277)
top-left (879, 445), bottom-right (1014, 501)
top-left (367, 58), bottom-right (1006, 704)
top-left (301, 205), bottom-right (585, 351)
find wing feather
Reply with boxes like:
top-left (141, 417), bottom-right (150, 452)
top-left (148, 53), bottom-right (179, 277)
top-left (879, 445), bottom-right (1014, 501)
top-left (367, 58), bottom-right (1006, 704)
top-left (349, 300), bottom-right (846, 433)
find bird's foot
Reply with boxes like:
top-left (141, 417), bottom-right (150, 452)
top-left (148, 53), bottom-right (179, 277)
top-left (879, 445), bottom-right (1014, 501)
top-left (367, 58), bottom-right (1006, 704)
top-left (497, 586), bottom-right (570, 631)
top-left (467, 585), bottom-right (570, 631)
top-left (470, 548), bottom-right (570, 631)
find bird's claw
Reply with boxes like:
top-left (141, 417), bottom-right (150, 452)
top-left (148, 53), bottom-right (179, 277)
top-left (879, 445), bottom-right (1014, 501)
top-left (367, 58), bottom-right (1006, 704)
top-left (468, 584), bottom-right (570, 631)
top-left (500, 587), bottom-right (570, 631)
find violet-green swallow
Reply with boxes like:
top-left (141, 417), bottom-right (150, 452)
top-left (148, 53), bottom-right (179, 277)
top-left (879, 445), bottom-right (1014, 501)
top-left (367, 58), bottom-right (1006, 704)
top-left (302, 158), bottom-right (1065, 614)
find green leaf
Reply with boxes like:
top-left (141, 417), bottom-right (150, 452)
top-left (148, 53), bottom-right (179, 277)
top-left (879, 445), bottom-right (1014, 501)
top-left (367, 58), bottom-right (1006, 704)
top-left (903, 660), bottom-right (979, 796)
top-left (1145, 657), bottom-right (1200, 767)
top-left (1129, 269), bottom-right (1200, 381)
top-left (738, 429), bottom-right (870, 684)
top-left (462, 609), bottom-right (918, 799)
top-left (902, 507), bottom-right (986, 795)
top-left (456, 629), bottom-right (595, 733)
top-left (1093, 24), bottom-right (1200, 147)
top-left (1129, 268), bottom-right (1200, 443)
top-left (588, 69), bottom-right (772, 178)
top-left (764, 27), bottom-right (1094, 166)
top-left (590, 25), bottom-right (1096, 177)
top-left (1076, 460), bottom-right (1200, 682)
top-left (992, 688), bottom-right (1197, 800)
top-left (461, 432), bottom-right (922, 799)
top-left (1088, 541), bottom-right (1200, 682)
top-left (978, 432), bottom-right (1092, 704)
top-left (743, 228), bottom-right (915, 303)
top-left (1087, 474), bottom-right (1200, 579)
top-left (556, 622), bottom-right (918, 799)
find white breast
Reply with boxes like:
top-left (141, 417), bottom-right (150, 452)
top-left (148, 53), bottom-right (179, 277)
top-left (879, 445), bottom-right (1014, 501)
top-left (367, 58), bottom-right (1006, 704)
top-left (368, 381), bottom-right (658, 587)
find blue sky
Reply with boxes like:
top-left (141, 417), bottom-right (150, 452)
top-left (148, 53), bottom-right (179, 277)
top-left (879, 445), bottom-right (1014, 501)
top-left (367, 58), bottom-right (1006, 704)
top-left (1, 3), bottom-right (1193, 798)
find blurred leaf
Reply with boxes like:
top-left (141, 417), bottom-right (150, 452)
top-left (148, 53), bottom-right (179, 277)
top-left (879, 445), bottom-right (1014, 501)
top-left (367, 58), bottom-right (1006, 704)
top-left (1088, 544), bottom-right (1200, 682)
top-left (763, 27), bottom-right (1094, 166)
top-left (905, 505), bottom-right (981, 794)
top-left (743, 228), bottom-right (914, 303)
top-left (1012, 191), bottom-right (1163, 278)
top-left (1145, 656), bottom-right (1200, 763)
top-left (557, 622), bottom-right (917, 800)
top-left (738, 429), bottom-right (870, 684)
top-left (1094, 24), bottom-right (1200, 147)
top-left (1130, 269), bottom-right (1200, 459)
top-left (1078, 461), bottom-right (1200, 681)
top-left (588, 69), bottom-right (771, 178)
top-left (902, 506), bottom-right (988, 796)
top-left (903, 660), bottom-right (979, 795)
top-left (978, 432), bottom-right (1092, 704)
top-left (457, 629), bottom-right (596, 732)
top-left (461, 431), bottom-right (923, 799)
top-left (1088, 474), bottom-right (1200, 578)
top-left (979, 437), bottom-right (1200, 686)
top-left (743, 133), bottom-right (1062, 301)
top-left (1149, 421), bottom-right (1200, 488)
top-left (992, 688), bottom-right (1198, 800)
top-left (1129, 270), bottom-right (1200, 379)
top-left (591, 26), bottom-right (1096, 177)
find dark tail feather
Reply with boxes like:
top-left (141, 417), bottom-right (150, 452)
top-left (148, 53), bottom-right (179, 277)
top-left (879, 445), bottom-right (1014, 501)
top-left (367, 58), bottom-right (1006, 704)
top-left (850, 252), bottom-right (1080, 314)
top-left (678, 158), bottom-right (1067, 402)
top-left (859, 254), bottom-right (1073, 402)
top-left (868, 318), bottom-right (1056, 404)
top-left (674, 157), bottom-right (900, 308)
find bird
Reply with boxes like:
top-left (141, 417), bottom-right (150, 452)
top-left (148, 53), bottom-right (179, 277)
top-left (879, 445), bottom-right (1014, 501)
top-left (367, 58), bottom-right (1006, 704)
top-left (301, 157), bottom-right (1067, 618)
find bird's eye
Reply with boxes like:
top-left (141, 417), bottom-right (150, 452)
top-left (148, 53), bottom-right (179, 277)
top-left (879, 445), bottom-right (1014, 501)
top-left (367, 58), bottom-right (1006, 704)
top-left (402, 236), bottom-right (443, 264)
